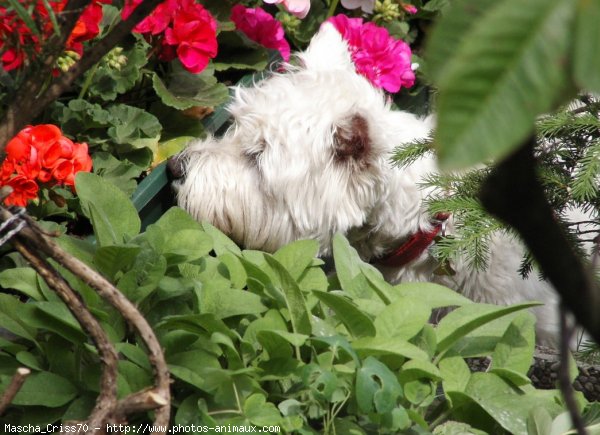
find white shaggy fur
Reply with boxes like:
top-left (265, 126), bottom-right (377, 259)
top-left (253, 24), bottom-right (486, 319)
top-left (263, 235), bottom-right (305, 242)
top-left (172, 24), bottom-right (566, 344)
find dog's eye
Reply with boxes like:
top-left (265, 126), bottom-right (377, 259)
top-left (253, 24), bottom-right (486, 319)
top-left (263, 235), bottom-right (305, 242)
top-left (333, 114), bottom-right (371, 162)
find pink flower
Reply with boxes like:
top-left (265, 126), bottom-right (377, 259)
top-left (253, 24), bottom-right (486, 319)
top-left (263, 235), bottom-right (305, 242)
top-left (340, 0), bottom-right (375, 13)
top-left (263, 0), bottom-right (310, 19)
top-left (231, 5), bottom-right (291, 62)
top-left (326, 15), bottom-right (415, 93)
top-left (403, 4), bottom-right (418, 14)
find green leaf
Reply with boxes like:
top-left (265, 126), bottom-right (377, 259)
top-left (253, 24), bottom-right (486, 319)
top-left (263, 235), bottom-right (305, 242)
top-left (93, 245), bottom-right (141, 280)
top-left (147, 207), bottom-right (213, 262)
top-left (332, 233), bottom-right (372, 298)
top-left (257, 330), bottom-right (294, 359)
top-left (92, 152), bottom-right (145, 196)
top-left (404, 379), bottom-right (434, 406)
top-left (107, 104), bottom-right (162, 152)
top-left (435, 302), bottom-right (539, 354)
top-left (243, 393), bottom-right (283, 427)
top-left (7, 371), bottom-right (77, 407)
top-left (432, 0), bottom-right (575, 168)
top-left (313, 291), bottom-right (376, 338)
top-left (400, 359), bottom-right (442, 382)
top-left (0, 294), bottom-right (37, 342)
top-left (30, 302), bottom-right (87, 343)
top-left (425, 0), bottom-right (497, 83)
top-left (152, 64), bottom-right (229, 110)
top-left (274, 239), bottom-right (320, 281)
top-left (86, 39), bottom-right (149, 101)
top-left (213, 32), bottom-right (270, 72)
top-left (573, 0), bottom-right (600, 92)
top-left (374, 297), bottom-right (431, 340)
top-left (394, 282), bottom-right (472, 309)
top-left (202, 221), bottom-right (242, 255)
top-left (264, 255), bottom-right (312, 335)
top-left (489, 312), bottom-right (535, 376)
top-left (352, 336), bottom-right (429, 361)
top-left (356, 356), bottom-right (403, 414)
top-left (15, 351), bottom-right (44, 371)
top-left (201, 288), bottom-right (267, 319)
top-left (462, 372), bottom-right (562, 435)
top-left (439, 356), bottom-right (471, 393)
top-left (76, 172), bottom-right (141, 246)
top-left (0, 268), bottom-right (44, 301)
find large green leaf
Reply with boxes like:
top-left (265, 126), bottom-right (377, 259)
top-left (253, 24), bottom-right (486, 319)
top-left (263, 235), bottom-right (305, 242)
top-left (461, 373), bottom-right (563, 435)
top-left (274, 239), bottom-right (320, 281)
top-left (107, 104), bottom-right (162, 152)
top-left (373, 296), bottom-right (431, 340)
top-left (201, 288), bottom-right (267, 319)
top-left (432, 0), bottom-right (575, 168)
top-left (332, 233), bottom-right (372, 298)
top-left (75, 172), bottom-right (141, 246)
top-left (313, 291), bottom-right (376, 338)
top-left (152, 64), bottom-right (229, 110)
top-left (394, 282), bottom-right (472, 309)
top-left (425, 0), bottom-right (497, 84)
top-left (489, 312), bottom-right (535, 377)
top-left (352, 336), bottom-right (429, 361)
top-left (356, 357), bottom-right (403, 414)
top-left (573, 0), bottom-right (600, 93)
top-left (0, 268), bottom-right (44, 301)
top-left (435, 302), bottom-right (539, 355)
top-left (6, 371), bottom-right (77, 407)
top-left (264, 255), bottom-right (312, 336)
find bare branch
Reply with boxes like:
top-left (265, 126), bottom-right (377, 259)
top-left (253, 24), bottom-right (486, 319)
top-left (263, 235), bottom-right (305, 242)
top-left (0, 367), bottom-right (31, 416)
top-left (12, 237), bottom-right (118, 434)
top-left (0, 207), bottom-right (171, 433)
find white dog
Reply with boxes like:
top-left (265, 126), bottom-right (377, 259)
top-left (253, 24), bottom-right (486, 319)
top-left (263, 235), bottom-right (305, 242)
top-left (169, 24), bottom-right (565, 344)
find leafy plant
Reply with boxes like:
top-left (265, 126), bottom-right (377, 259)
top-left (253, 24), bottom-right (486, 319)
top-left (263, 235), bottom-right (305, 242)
top-left (0, 175), bottom-right (595, 433)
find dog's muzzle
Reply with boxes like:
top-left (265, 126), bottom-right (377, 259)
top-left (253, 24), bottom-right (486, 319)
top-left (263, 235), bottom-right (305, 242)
top-left (167, 153), bottom-right (186, 180)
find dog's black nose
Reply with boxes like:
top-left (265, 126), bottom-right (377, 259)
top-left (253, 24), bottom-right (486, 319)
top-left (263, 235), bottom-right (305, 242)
top-left (167, 154), bottom-right (186, 180)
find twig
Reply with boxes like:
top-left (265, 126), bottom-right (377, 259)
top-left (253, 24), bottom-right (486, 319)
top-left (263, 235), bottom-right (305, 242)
top-left (115, 388), bottom-right (169, 417)
top-left (0, 207), bottom-right (170, 433)
top-left (480, 137), bottom-right (600, 344)
top-left (0, 0), bottom-right (165, 151)
top-left (12, 237), bottom-right (118, 434)
top-left (0, 367), bottom-right (31, 416)
top-left (558, 306), bottom-right (587, 435)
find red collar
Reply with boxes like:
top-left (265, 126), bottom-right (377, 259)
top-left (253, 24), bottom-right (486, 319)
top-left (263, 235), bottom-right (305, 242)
top-left (375, 213), bottom-right (450, 268)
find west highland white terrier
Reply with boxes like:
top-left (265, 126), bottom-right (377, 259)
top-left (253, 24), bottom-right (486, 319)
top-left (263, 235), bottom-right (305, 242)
top-left (169, 24), bottom-right (566, 344)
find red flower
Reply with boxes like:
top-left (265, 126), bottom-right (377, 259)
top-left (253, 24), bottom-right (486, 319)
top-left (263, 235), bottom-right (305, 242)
top-left (122, 0), bottom-right (217, 74)
top-left (3, 175), bottom-right (39, 207)
top-left (0, 0), bottom-right (109, 71)
top-left (230, 5), bottom-right (291, 62)
top-left (1, 124), bottom-right (93, 206)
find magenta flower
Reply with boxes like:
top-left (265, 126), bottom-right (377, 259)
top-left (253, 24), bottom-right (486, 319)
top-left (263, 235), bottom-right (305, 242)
top-left (231, 5), bottom-right (291, 62)
top-left (326, 14), bottom-right (415, 93)
top-left (263, 0), bottom-right (310, 19)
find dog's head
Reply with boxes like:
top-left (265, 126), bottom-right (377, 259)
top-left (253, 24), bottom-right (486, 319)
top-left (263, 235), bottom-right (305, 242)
top-left (170, 24), bottom-right (432, 255)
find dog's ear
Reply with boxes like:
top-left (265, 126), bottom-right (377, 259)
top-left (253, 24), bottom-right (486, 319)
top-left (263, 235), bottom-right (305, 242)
top-left (333, 114), bottom-right (371, 162)
top-left (299, 23), bottom-right (354, 72)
